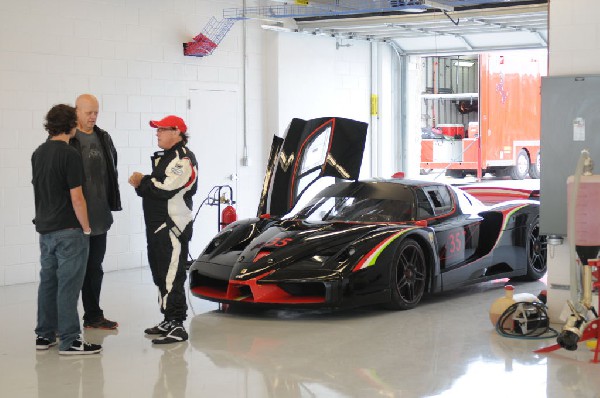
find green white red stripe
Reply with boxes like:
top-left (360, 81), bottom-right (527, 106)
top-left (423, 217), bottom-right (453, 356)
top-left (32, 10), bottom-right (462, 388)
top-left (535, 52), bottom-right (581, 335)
top-left (501, 204), bottom-right (527, 229)
top-left (354, 228), bottom-right (416, 271)
top-left (493, 204), bottom-right (528, 247)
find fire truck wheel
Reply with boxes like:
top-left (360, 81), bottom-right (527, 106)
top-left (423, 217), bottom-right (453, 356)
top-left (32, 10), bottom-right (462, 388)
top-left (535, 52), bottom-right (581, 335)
top-left (445, 169), bottom-right (466, 178)
top-left (529, 151), bottom-right (541, 179)
top-left (510, 149), bottom-right (530, 180)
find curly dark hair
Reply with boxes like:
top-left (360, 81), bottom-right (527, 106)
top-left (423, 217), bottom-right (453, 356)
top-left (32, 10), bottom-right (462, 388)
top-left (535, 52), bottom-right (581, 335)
top-left (44, 104), bottom-right (77, 136)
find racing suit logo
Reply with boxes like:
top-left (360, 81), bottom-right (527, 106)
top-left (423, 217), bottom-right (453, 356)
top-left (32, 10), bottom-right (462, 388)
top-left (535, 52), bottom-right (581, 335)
top-left (171, 163), bottom-right (184, 176)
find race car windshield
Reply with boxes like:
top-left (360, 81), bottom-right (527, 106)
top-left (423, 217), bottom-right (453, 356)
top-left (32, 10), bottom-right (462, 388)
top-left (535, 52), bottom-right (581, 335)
top-left (289, 195), bottom-right (413, 223)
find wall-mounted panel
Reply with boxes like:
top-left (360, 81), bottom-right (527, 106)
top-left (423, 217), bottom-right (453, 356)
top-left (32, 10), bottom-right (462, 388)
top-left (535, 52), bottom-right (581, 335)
top-left (540, 75), bottom-right (600, 236)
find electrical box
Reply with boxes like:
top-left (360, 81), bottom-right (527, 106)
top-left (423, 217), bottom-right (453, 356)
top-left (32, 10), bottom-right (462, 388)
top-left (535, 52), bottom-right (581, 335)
top-left (540, 76), bottom-right (600, 236)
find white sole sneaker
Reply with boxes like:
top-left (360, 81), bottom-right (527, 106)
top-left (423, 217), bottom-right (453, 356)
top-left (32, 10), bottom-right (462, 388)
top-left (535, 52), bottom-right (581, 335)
top-left (59, 338), bottom-right (102, 355)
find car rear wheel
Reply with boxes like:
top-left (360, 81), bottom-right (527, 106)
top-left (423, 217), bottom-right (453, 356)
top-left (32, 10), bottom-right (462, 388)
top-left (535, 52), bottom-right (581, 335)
top-left (385, 238), bottom-right (427, 310)
top-left (521, 217), bottom-right (547, 280)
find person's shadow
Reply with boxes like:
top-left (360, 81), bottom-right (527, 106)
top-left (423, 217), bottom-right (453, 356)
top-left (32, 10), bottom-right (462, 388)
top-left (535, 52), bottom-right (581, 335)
top-left (152, 342), bottom-right (189, 398)
top-left (35, 349), bottom-right (104, 398)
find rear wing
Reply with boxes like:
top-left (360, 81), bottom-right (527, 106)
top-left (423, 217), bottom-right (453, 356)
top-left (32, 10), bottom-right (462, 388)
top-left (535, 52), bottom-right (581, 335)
top-left (459, 186), bottom-right (540, 205)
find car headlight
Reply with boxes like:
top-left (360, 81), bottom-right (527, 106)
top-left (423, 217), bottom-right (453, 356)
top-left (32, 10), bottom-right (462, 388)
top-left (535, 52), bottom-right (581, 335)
top-left (203, 230), bottom-right (233, 254)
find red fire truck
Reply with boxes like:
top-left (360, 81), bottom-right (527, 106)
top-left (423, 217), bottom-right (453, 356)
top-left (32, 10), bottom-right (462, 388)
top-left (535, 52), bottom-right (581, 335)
top-left (420, 51), bottom-right (546, 180)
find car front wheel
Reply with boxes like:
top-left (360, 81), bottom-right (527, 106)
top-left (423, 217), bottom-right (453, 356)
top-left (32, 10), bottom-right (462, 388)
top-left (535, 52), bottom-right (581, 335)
top-left (385, 238), bottom-right (427, 310)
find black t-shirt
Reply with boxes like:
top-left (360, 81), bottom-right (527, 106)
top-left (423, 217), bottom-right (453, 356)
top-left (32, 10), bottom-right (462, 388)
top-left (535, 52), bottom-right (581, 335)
top-left (31, 140), bottom-right (84, 234)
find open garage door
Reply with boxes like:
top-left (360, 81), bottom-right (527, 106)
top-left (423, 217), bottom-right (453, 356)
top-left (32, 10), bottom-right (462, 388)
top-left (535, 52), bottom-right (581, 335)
top-left (294, 2), bottom-right (547, 55)
top-left (292, 1), bottom-right (548, 179)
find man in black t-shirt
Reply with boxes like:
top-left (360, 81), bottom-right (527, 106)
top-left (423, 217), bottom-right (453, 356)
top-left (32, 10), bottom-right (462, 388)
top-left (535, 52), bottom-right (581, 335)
top-left (32, 104), bottom-right (102, 355)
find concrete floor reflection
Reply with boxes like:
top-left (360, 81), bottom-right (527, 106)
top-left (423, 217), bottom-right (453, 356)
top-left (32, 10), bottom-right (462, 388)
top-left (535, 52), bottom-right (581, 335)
top-left (1, 268), bottom-right (599, 397)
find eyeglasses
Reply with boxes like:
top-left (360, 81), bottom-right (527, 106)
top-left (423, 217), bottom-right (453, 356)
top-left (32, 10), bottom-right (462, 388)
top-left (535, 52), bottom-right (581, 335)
top-left (157, 127), bottom-right (177, 133)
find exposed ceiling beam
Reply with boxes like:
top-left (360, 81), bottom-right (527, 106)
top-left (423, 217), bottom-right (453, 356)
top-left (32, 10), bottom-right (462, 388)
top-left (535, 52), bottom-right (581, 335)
top-left (295, 3), bottom-right (546, 29)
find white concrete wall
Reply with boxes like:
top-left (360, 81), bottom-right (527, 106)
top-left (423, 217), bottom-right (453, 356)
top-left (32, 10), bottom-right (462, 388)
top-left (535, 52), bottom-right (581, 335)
top-left (270, 34), bottom-right (398, 181)
top-left (0, 0), bottom-right (257, 285)
top-left (272, 32), bottom-right (374, 178)
top-left (546, 0), bottom-right (600, 320)
top-left (274, 34), bottom-right (371, 131)
top-left (548, 0), bottom-right (600, 76)
top-left (405, 56), bottom-right (425, 178)
top-left (0, 1), bottom-right (378, 286)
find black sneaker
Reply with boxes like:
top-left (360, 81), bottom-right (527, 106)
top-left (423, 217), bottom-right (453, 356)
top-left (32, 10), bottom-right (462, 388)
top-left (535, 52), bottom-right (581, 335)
top-left (36, 336), bottom-right (57, 350)
top-left (152, 322), bottom-right (188, 344)
top-left (59, 337), bottom-right (102, 355)
top-left (144, 320), bottom-right (171, 336)
top-left (83, 317), bottom-right (118, 330)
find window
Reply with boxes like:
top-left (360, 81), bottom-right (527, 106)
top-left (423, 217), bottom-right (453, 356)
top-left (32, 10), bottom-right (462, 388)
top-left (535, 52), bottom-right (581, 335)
top-left (293, 126), bottom-right (333, 208)
top-left (416, 189), bottom-right (434, 219)
top-left (421, 186), bottom-right (453, 216)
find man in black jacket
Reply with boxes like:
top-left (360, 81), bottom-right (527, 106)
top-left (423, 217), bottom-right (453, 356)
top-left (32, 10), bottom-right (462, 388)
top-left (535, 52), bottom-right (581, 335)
top-left (129, 115), bottom-right (198, 344)
top-left (70, 94), bottom-right (122, 330)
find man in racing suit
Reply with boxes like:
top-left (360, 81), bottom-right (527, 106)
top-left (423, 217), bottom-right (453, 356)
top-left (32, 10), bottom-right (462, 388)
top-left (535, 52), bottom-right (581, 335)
top-left (128, 115), bottom-right (198, 344)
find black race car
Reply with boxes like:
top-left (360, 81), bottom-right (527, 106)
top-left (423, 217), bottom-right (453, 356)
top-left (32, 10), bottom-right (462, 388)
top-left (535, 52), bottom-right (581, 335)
top-left (189, 117), bottom-right (546, 310)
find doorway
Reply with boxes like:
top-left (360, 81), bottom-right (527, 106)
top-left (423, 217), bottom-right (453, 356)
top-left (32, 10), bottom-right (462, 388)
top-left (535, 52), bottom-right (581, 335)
top-left (187, 89), bottom-right (239, 258)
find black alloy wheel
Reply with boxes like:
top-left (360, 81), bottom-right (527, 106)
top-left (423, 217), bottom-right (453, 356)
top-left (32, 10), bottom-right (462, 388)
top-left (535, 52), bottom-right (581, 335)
top-left (386, 238), bottom-right (427, 310)
top-left (525, 218), bottom-right (547, 280)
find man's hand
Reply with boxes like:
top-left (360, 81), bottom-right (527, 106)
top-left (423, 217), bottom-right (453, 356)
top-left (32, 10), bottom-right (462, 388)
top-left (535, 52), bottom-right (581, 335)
top-left (128, 172), bottom-right (144, 188)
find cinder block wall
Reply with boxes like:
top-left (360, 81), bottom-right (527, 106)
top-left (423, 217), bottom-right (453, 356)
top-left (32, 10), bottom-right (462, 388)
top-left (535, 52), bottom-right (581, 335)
top-left (0, 0), bottom-right (255, 285)
top-left (0, 0), bottom-right (375, 286)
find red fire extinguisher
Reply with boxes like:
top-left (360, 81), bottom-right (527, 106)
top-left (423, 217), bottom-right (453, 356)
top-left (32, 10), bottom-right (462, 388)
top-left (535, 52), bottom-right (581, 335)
top-left (220, 205), bottom-right (237, 230)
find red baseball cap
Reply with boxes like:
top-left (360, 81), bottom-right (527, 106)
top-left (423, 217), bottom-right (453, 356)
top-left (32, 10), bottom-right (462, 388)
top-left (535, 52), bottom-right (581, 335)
top-left (149, 115), bottom-right (187, 133)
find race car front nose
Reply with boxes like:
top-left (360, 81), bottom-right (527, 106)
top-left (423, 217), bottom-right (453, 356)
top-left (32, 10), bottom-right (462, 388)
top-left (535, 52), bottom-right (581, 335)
top-left (190, 258), bottom-right (345, 305)
top-left (226, 275), bottom-right (343, 305)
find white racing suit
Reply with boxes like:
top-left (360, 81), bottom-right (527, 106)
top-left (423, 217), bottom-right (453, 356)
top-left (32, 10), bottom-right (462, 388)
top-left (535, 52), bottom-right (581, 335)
top-left (136, 141), bottom-right (198, 321)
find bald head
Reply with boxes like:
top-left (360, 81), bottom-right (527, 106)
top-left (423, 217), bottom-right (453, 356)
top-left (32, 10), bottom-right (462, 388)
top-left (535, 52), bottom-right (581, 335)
top-left (75, 94), bottom-right (99, 133)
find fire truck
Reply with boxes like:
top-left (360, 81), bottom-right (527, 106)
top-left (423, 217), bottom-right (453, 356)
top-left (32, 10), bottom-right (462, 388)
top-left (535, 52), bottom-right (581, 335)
top-left (419, 50), bottom-right (546, 180)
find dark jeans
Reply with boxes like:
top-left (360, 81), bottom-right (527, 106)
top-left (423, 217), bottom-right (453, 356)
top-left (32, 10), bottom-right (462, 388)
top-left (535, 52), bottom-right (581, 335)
top-left (36, 228), bottom-right (89, 351)
top-left (82, 233), bottom-right (107, 322)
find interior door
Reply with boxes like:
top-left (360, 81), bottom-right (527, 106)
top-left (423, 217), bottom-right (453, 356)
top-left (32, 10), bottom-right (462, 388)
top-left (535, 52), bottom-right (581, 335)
top-left (187, 89), bottom-right (238, 258)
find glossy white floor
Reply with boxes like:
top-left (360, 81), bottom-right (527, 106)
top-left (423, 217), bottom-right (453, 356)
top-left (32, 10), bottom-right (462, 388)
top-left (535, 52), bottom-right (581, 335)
top-left (1, 268), bottom-right (599, 398)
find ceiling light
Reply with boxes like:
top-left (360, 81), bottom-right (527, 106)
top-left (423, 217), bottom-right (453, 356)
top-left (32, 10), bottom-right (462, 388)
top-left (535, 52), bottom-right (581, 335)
top-left (260, 23), bottom-right (292, 32)
top-left (454, 61), bottom-right (474, 67)
top-left (399, 6), bottom-right (428, 13)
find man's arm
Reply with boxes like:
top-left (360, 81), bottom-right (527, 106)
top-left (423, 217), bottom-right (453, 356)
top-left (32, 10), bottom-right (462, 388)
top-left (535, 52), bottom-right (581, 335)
top-left (130, 156), bottom-right (196, 200)
top-left (70, 186), bottom-right (91, 234)
top-left (128, 172), bottom-right (144, 189)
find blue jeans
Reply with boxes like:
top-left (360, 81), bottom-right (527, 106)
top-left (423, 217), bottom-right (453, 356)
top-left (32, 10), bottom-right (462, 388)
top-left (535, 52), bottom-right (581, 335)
top-left (35, 228), bottom-right (89, 351)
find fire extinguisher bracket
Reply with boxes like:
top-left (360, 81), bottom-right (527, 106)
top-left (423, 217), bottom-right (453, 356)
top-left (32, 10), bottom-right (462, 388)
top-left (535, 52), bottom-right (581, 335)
top-left (192, 185), bottom-right (237, 232)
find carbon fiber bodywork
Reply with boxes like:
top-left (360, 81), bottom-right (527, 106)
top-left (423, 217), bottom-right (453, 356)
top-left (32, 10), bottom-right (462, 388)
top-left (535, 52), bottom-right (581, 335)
top-left (190, 117), bottom-right (545, 310)
top-left (189, 179), bottom-right (545, 309)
